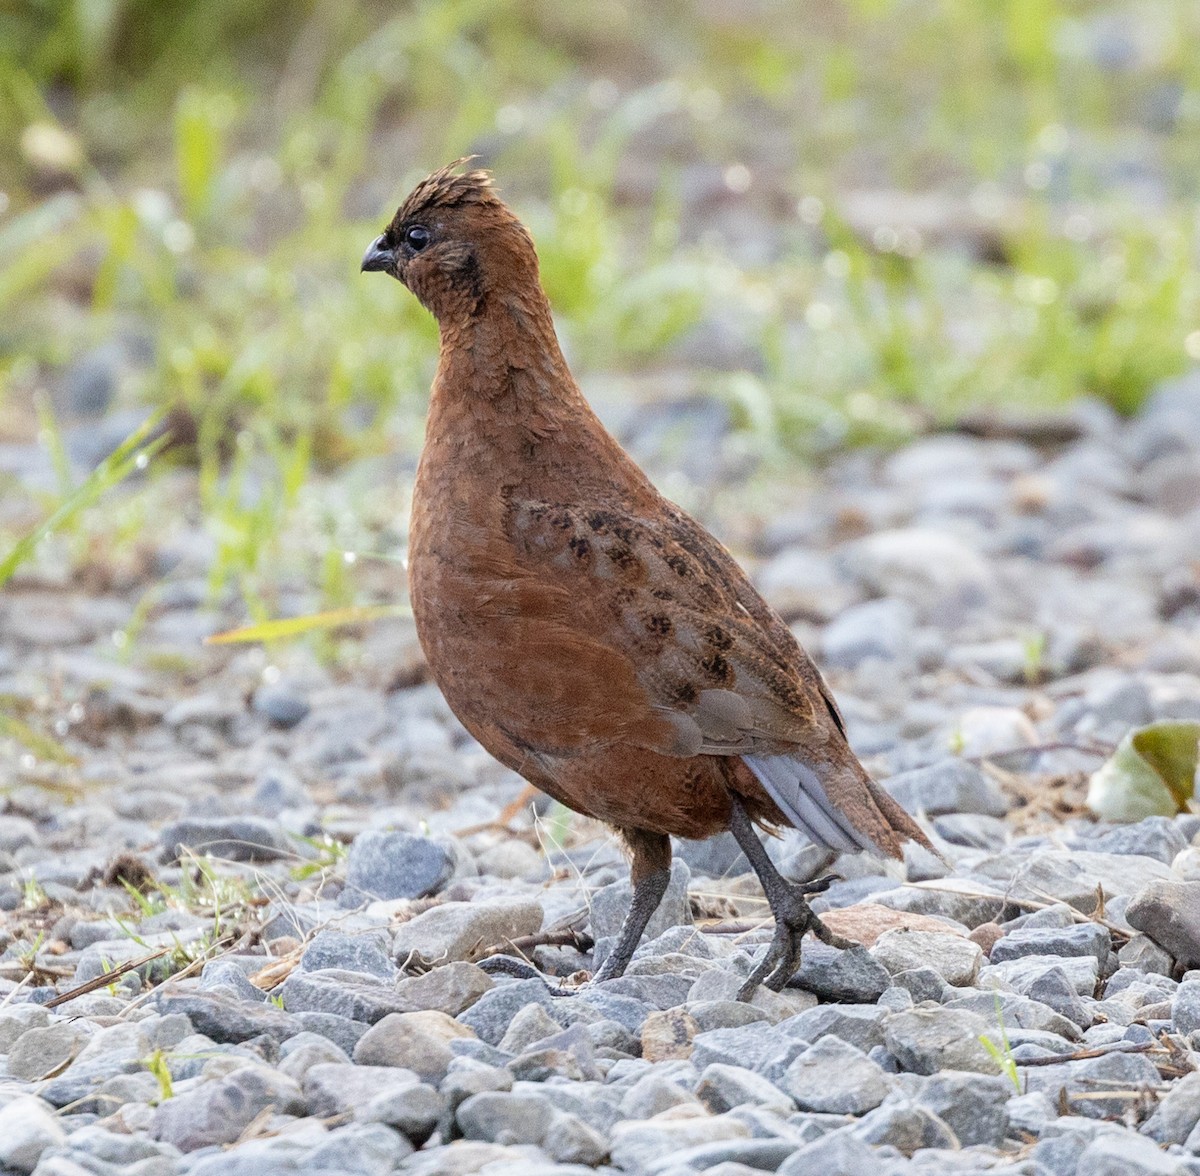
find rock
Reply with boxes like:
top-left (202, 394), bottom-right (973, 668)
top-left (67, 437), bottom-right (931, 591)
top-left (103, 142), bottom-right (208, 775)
top-left (1172, 979), bottom-right (1200, 1036)
top-left (870, 929), bottom-right (982, 986)
top-left (457, 1092), bottom-right (608, 1165)
top-left (393, 900), bottom-right (543, 969)
top-left (818, 902), bottom-right (971, 945)
top-left (1080, 1129), bottom-right (1191, 1175)
top-left (149, 1065), bottom-right (304, 1151)
top-left (982, 953), bottom-right (1100, 998)
top-left (0, 1096), bottom-right (67, 1173)
top-left (838, 527), bottom-right (993, 611)
top-left (973, 849), bottom-right (1171, 911)
top-left (590, 860), bottom-right (692, 942)
top-left (458, 979), bottom-right (562, 1045)
top-left (640, 1007), bottom-right (699, 1062)
top-left (354, 1011), bottom-right (472, 1081)
top-left (292, 1011), bottom-right (369, 1055)
top-left (609, 1113), bottom-right (751, 1172)
top-left (0, 1005), bottom-right (50, 1051)
top-left (357, 1082), bottom-right (446, 1147)
top-left (1087, 817), bottom-right (1187, 864)
top-left (821, 598), bottom-right (917, 668)
top-left (250, 766), bottom-right (311, 814)
top-left (303, 1122), bottom-right (414, 1173)
top-left (990, 922), bottom-right (1111, 966)
top-left (781, 1004), bottom-right (888, 1053)
top-left (1119, 934), bottom-right (1175, 976)
top-left (953, 705), bottom-right (1040, 758)
top-left (6, 1021), bottom-right (87, 1080)
top-left (884, 1006), bottom-right (1002, 1075)
top-left (882, 759), bottom-right (1008, 817)
top-left (198, 958), bottom-right (268, 1002)
top-left (1024, 1051), bottom-right (1163, 1119)
top-left (497, 1002), bottom-right (563, 1054)
top-left (915, 1070), bottom-right (1011, 1147)
top-left (619, 1070), bottom-right (702, 1119)
top-left (251, 683), bottom-right (310, 728)
top-left (339, 831), bottom-right (455, 907)
top-left (888, 968), bottom-right (948, 1004)
top-left (280, 968), bottom-right (415, 1023)
top-left (790, 942), bottom-right (892, 1002)
top-left (152, 990), bottom-right (298, 1043)
top-left (779, 1036), bottom-right (892, 1114)
top-left (851, 1098), bottom-right (957, 1154)
top-left (393, 961), bottom-right (494, 1015)
top-left (303, 1062), bottom-right (427, 1124)
top-left (776, 1130), bottom-right (882, 1176)
top-left (695, 1062), bottom-right (795, 1114)
top-left (1126, 881), bottom-right (1200, 967)
top-left (160, 816), bottom-right (291, 862)
top-left (278, 1034), bottom-right (351, 1080)
top-left (1142, 1069), bottom-right (1200, 1144)
top-left (299, 929), bottom-right (395, 978)
top-left (690, 1022), bottom-right (803, 1076)
top-left (1027, 966), bottom-right (1093, 1029)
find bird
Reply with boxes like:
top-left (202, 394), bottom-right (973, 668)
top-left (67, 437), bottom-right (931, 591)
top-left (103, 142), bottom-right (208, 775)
top-left (361, 161), bottom-right (933, 998)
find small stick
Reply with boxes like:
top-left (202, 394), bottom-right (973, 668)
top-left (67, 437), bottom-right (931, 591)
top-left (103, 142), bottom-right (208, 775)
top-left (44, 947), bottom-right (171, 1009)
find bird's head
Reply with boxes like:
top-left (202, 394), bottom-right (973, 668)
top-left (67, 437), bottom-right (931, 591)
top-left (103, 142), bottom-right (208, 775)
top-left (361, 160), bottom-right (538, 326)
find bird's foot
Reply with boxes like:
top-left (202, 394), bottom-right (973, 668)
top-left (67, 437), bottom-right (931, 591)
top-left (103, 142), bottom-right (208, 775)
top-left (736, 874), bottom-right (854, 1001)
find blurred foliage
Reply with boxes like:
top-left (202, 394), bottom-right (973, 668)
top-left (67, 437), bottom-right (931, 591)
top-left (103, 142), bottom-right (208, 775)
top-left (1, 0), bottom-right (1199, 605)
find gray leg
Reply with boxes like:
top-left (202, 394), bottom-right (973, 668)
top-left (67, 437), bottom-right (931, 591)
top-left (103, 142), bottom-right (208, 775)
top-left (591, 829), bottom-right (671, 984)
top-left (728, 796), bottom-right (853, 999)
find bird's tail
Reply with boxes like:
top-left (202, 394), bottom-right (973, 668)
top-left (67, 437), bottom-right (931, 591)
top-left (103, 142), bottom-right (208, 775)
top-left (742, 751), bottom-right (935, 859)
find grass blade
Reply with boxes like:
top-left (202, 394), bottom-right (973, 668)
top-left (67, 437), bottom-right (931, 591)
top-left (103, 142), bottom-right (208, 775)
top-left (205, 604), bottom-right (411, 645)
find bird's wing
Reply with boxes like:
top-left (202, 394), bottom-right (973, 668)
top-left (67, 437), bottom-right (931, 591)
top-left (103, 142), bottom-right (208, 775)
top-left (502, 497), bottom-right (836, 758)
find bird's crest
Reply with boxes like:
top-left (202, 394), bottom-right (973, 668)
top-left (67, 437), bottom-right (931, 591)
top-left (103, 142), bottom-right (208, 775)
top-left (397, 158), bottom-right (497, 223)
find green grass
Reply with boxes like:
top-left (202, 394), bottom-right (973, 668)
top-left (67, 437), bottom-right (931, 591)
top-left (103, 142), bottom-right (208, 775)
top-left (1, 0), bottom-right (1198, 621)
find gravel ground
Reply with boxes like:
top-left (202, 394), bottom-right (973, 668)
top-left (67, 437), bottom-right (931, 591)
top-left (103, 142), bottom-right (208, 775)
top-left (2, 373), bottom-right (1200, 1175)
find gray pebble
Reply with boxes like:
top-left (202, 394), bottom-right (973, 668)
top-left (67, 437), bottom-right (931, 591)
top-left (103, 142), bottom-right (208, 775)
top-left (882, 758), bottom-right (1008, 818)
top-left (780, 1036), bottom-right (892, 1114)
top-left (1127, 880), bottom-right (1200, 968)
top-left (458, 979), bottom-right (564, 1046)
top-left (789, 941), bottom-right (891, 1002)
top-left (0, 1095), bottom-right (67, 1172)
top-left (884, 1006), bottom-right (1002, 1075)
top-left (353, 1012), bottom-right (456, 1082)
top-left (339, 830), bottom-right (455, 907)
top-left (149, 1065), bottom-right (304, 1151)
top-left (280, 968), bottom-right (414, 1024)
top-left (298, 929), bottom-right (395, 979)
top-left (990, 922), bottom-right (1111, 965)
top-left (159, 817), bottom-right (292, 863)
top-left (251, 684), bottom-right (310, 728)
top-left (915, 1070), bottom-right (1011, 1147)
top-left (590, 860), bottom-right (692, 942)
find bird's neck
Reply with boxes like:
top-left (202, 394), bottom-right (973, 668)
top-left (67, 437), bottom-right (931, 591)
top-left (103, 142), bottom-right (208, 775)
top-left (431, 290), bottom-right (588, 436)
top-left (423, 292), bottom-right (649, 500)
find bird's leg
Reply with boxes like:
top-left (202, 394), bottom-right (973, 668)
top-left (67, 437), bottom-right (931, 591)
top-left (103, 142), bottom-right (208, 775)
top-left (728, 795), bottom-right (854, 1000)
top-left (590, 829), bottom-right (672, 984)
top-left (476, 829), bottom-right (671, 994)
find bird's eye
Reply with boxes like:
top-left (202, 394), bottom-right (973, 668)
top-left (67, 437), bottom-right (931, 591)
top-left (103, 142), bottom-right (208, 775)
top-left (404, 225), bottom-right (431, 252)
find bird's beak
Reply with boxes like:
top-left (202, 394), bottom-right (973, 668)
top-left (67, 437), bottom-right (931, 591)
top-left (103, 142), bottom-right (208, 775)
top-left (361, 235), bottom-right (395, 274)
